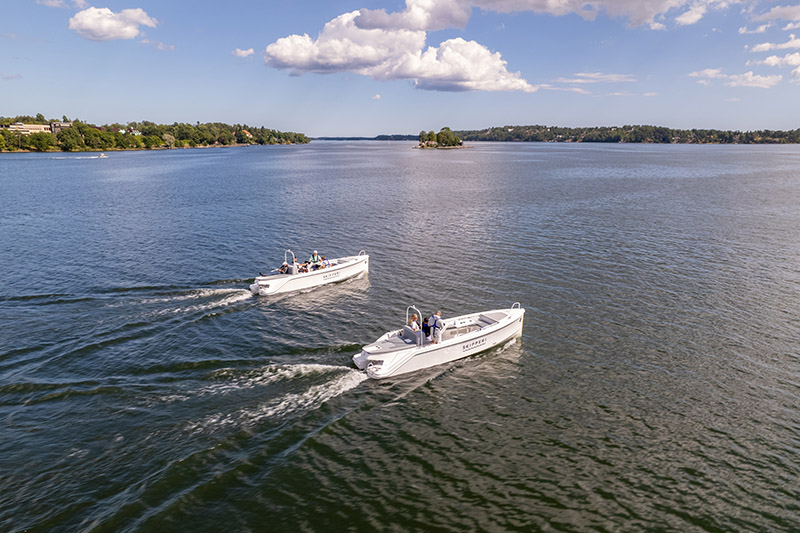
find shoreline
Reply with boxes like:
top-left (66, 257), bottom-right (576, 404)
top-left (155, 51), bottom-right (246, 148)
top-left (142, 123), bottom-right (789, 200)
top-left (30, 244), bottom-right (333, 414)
top-left (0, 142), bottom-right (304, 155)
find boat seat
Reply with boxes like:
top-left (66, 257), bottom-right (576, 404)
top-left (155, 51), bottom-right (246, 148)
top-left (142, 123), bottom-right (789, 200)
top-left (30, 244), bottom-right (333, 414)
top-left (477, 314), bottom-right (497, 328)
top-left (288, 264), bottom-right (298, 275)
top-left (402, 325), bottom-right (421, 346)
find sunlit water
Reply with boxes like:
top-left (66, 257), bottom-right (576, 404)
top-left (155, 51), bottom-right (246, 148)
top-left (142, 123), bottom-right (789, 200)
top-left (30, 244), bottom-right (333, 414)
top-left (1, 142), bottom-right (800, 531)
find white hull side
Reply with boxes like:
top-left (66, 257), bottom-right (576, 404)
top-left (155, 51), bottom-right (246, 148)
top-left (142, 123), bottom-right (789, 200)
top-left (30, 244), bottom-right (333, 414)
top-left (250, 254), bottom-right (368, 296)
top-left (357, 307), bottom-right (524, 379)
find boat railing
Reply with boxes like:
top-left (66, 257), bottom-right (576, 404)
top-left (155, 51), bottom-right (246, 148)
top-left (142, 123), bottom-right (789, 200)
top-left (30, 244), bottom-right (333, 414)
top-left (512, 302), bottom-right (521, 309)
top-left (285, 249), bottom-right (296, 265)
top-left (358, 250), bottom-right (366, 256)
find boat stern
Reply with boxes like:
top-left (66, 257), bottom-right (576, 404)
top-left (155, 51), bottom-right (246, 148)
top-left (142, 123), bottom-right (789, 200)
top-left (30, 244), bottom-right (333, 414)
top-left (250, 276), bottom-right (278, 296)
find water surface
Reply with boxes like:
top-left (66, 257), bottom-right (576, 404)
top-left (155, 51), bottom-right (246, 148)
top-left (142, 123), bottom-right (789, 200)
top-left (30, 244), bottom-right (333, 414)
top-left (1, 142), bottom-right (800, 531)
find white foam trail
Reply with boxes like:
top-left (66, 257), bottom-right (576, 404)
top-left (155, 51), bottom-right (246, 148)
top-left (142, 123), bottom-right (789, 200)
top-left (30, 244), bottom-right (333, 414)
top-left (186, 366), bottom-right (367, 432)
top-left (498, 338), bottom-right (517, 352)
top-left (202, 364), bottom-right (344, 395)
top-left (142, 288), bottom-right (252, 316)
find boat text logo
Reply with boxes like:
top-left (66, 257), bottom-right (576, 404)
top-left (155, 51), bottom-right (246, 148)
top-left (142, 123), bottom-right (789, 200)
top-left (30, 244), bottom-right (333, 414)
top-left (462, 338), bottom-right (486, 352)
top-left (323, 271), bottom-right (340, 280)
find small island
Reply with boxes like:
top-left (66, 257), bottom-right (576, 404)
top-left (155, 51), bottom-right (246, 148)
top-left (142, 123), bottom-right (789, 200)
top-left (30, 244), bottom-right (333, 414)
top-left (415, 127), bottom-right (464, 149)
top-left (0, 113), bottom-right (309, 153)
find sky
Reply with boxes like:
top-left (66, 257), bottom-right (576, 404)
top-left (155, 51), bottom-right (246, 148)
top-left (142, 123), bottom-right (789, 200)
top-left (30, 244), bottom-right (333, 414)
top-left (1, 0), bottom-right (799, 136)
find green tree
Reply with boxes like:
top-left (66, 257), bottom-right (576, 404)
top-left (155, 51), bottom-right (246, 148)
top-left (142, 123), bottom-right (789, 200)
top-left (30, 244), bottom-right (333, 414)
top-left (436, 126), bottom-right (460, 147)
top-left (27, 132), bottom-right (56, 151)
top-left (142, 135), bottom-right (163, 149)
top-left (57, 127), bottom-right (85, 151)
top-left (162, 133), bottom-right (175, 149)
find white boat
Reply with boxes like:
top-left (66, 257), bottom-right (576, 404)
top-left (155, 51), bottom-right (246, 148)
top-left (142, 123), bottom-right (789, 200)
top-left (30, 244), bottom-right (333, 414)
top-left (98, 153), bottom-right (108, 158)
top-left (353, 303), bottom-right (524, 379)
top-left (250, 249), bottom-right (368, 296)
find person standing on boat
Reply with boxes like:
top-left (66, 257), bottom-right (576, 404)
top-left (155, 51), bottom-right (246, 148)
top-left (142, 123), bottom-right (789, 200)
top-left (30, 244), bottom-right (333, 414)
top-left (408, 313), bottom-right (420, 332)
top-left (428, 310), bottom-right (443, 344)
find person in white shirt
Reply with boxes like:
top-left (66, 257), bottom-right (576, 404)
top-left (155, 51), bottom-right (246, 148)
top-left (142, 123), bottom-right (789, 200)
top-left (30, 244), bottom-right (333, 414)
top-left (428, 310), bottom-right (444, 343)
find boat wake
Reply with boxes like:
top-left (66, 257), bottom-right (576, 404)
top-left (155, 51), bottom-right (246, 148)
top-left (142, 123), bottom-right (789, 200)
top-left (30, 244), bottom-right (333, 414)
top-left (140, 288), bottom-right (253, 316)
top-left (50, 155), bottom-right (105, 160)
top-left (185, 364), bottom-right (366, 433)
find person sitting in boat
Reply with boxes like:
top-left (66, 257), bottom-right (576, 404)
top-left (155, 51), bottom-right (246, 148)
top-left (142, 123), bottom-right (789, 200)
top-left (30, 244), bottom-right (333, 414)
top-left (408, 313), bottom-right (420, 332)
top-left (309, 250), bottom-right (322, 265)
top-left (277, 262), bottom-right (289, 274)
top-left (320, 256), bottom-right (330, 268)
top-left (421, 316), bottom-right (430, 339)
top-left (428, 310), bottom-right (444, 344)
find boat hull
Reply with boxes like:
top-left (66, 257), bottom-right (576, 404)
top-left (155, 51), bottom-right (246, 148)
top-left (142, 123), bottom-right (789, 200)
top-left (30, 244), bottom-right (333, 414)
top-left (250, 253), bottom-right (368, 296)
top-left (354, 306), bottom-right (524, 379)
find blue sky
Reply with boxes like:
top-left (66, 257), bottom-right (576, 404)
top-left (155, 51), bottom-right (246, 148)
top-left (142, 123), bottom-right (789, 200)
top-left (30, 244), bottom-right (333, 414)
top-left (2, 0), bottom-right (799, 136)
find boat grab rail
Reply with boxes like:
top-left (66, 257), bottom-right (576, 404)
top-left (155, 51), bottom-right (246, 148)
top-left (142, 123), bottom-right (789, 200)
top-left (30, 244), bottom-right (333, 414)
top-left (285, 249), bottom-right (297, 265)
top-left (512, 302), bottom-right (521, 309)
top-left (358, 250), bottom-right (367, 256)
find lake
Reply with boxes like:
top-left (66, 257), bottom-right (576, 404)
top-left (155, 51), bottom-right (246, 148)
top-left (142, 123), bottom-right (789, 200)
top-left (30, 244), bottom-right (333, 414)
top-left (1, 142), bottom-right (800, 531)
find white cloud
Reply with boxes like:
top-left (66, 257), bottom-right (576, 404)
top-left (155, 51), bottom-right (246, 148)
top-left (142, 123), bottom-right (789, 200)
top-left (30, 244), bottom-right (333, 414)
top-left (1, 72), bottom-right (23, 80)
top-left (784, 22), bottom-right (800, 30)
top-left (553, 72), bottom-right (636, 83)
top-left (265, 11), bottom-right (535, 92)
top-left (540, 84), bottom-right (591, 94)
top-left (388, 37), bottom-right (538, 92)
top-left (142, 39), bottom-right (174, 51)
top-left (471, 0), bottom-right (741, 26)
top-left (68, 7), bottom-right (157, 41)
top-left (726, 71), bottom-right (781, 87)
top-left (371, 94), bottom-right (382, 99)
top-left (353, 1), bottom-right (745, 31)
top-left (73, 0), bottom-right (88, 7)
top-left (264, 0), bottom-right (756, 93)
top-left (738, 24), bottom-right (770, 34)
top-left (748, 51), bottom-right (800, 68)
top-left (690, 67), bottom-right (781, 87)
top-left (751, 34), bottom-right (800, 52)
top-left (644, 91), bottom-right (659, 96)
top-left (356, 0), bottom-right (471, 31)
top-left (754, 5), bottom-right (800, 22)
top-left (266, 11), bottom-right (426, 73)
top-left (233, 47), bottom-right (255, 58)
top-left (689, 67), bottom-right (726, 78)
top-left (676, 4), bottom-right (707, 25)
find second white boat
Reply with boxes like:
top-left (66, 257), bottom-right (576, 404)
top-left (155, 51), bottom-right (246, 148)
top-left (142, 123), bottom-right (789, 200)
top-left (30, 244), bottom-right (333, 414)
top-left (353, 303), bottom-right (524, 379)
top-left (250, 249), bottom-right (368, 296)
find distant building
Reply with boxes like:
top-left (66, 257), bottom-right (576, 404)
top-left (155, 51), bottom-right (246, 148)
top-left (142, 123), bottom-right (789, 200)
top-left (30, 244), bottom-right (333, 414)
top-left (50, 122), bottom-right (72, 134)
top-left (2, 122), bottom-right (73, 135)
top-left (6, 123), bottom-right (51, 135)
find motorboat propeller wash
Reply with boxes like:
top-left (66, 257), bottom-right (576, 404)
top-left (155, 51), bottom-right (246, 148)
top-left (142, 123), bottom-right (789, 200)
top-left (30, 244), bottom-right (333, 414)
top-left (250, 249), bottom-right (368, 296)
top-left (353, 303), bottom-right (524, 379)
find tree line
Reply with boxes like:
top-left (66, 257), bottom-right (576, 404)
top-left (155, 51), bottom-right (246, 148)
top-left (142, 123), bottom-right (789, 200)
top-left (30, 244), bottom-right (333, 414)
top-left (454, 125), bottom-right (800, 144)
top-left (0, 114), bottom-right (309, 152)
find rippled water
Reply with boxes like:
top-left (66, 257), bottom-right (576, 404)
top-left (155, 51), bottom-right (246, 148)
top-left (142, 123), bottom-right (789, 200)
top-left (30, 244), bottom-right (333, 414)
top-left (2, 142), bottom-right (800, 531)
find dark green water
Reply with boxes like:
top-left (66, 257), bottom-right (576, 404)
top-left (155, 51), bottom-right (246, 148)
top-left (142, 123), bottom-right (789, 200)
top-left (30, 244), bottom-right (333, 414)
top-left (1, 142), bottom-right (799, 531)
